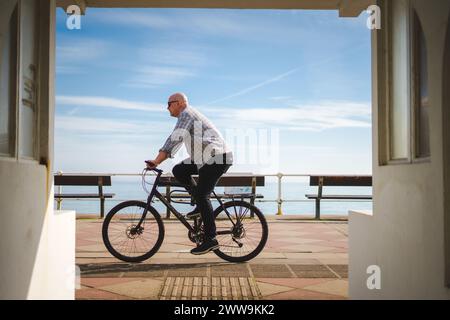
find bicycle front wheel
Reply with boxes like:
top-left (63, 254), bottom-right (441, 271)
top-left (102, 201), bottom-right (165, 263)
top-left (213, 200), bottom-right (268, 263)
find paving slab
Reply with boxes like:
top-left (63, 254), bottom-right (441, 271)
top-left (256, 282), bottom-right (296, 296)
top-left (303, 279), bottom-right (349, 297)
top-left (99, 278), bottom-right (164, 299)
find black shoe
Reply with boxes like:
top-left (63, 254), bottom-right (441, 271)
top-left (190, 239), bottom-right (219, 255)
top-left (185, 207), bottom-right (201, 219)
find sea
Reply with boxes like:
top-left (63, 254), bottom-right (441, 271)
top-left (55, 175), bottom-right (373, 217)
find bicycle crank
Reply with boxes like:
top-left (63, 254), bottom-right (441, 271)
top-left (188, 230), bottom-right (204, 244)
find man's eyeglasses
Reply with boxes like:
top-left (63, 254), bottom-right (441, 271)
top-left (167, 101), bottom-right (178, 109)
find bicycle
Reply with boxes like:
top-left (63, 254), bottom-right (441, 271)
top-left (102, 168), bottom-right (268, 263)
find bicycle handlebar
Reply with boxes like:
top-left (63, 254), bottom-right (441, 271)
top-left (144, 160), bottom-right (163, 174)
top-left (144, 167), bottom-right (163, 174)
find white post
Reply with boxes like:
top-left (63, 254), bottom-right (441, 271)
top-left (56, 170), bottom-right (63, 209)
top-left (277, 172), bottom-right (283, 215)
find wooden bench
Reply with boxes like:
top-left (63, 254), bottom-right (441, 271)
top-left (54, 175), bottom-right (115, 218)
top-left (158, 174), bottom-right (265, 218)
top-left (305, 175), bottom-right (372, 220)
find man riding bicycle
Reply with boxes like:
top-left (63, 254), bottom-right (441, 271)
top-left (146, 93), bottom-right (233, 255)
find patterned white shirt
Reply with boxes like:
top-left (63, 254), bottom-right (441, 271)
top-left (159, 105), bottom-right (232, 166)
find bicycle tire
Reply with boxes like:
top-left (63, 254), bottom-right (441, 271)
top-left (102, 200), bottom-right (165, 263)
top-left (212, 200), bottom-right (268, 263)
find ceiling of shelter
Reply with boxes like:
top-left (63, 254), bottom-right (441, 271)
top-left (56, 0), bottom-right (373, 17)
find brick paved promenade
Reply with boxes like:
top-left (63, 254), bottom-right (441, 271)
top-left (76, 217), bottom-right (348, 300)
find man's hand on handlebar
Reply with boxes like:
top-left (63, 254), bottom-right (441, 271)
top-left (145, 151), bottom-right (168, 170)
top-left (145, 160), bottom-right (158, 169)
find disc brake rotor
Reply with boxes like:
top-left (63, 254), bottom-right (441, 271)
top-left (126, 225), bottom-right (143, 239)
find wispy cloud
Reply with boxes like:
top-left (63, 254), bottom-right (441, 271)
top-left (56, 95), bottom-right (163, 112)
top-left (88, 10), bottom-right (246, 35)
top-left (54, 134), bottom-right (153, 173)
top-left (56, 115), bottom-right (147, 134)
top-left (120, 42), bottom-right (209, 88)
top-left (269, 96), bottom-right (292, 101)
top-left (90, 10), bottom-right (172, 29)
top-left (204, 101), bottom-right (371, 131)
top-left (205, 41), bottom-right (368, 105)
top-left (56, 95), bottom-right (371, 134)
top-left (55, 115), bottom-right (174, 139)
top-left (56, 38), bottom-right (110, 60)
top-left (137, 44), bottom-right (211, 67)
top-left (87, 9), bottom-right (308, 41)
top-left (123, 66), bottom-right (196, 88)
top-left (56, 38), bottom-right (111, 74)
top-left (56, 66), bottom-right (86, 75)
top-left (206, 67), bottom-right (300, 105)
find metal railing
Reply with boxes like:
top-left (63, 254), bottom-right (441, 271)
top-left (54, 171), bottom-right (373, 218)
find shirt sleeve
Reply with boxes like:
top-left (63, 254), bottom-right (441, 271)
top-left (159, 112), bottom-right (193, 158)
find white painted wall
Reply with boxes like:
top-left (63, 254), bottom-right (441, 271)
top-left (0, 162), bottom-right (75, 300)
top-left (350, 0), bottom-right (450, 299)
top-left (0, 0), bottom-right (75, 300)
top-left (27, 208), bottom-right (76, 300)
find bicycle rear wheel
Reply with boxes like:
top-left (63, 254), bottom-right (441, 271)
top-left (102, 200), bottom-right (165, 263)
top-left (213, 200), bottom-right (268, 263)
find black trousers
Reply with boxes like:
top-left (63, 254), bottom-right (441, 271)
top-left (172, 153), bottom-right (232, 240)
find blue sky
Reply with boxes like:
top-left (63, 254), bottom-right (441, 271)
top-left (55, 8), bottom-right (372, 175)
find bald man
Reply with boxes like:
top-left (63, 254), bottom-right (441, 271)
top-left (146, 93), bottom-right (233, 255)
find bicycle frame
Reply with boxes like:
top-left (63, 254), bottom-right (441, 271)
top-left (136, 169), bottom-right (237, 235)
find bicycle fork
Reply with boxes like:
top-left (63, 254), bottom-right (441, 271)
top-left (135, 170), bottom-right (163, 230)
